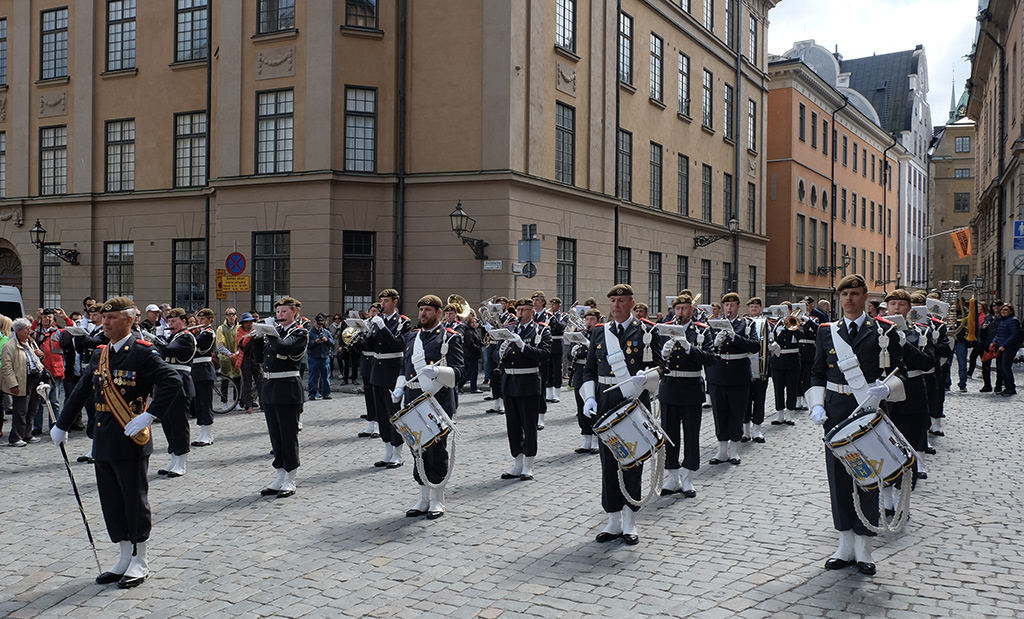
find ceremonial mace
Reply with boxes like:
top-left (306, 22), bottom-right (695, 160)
top-left (37, 382), bottom-right (104, 575)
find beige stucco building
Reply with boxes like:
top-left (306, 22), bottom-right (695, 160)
top-left (0, 0), bottom-right (775, 317)
top-left (928, 108), bottom-right (976, 292)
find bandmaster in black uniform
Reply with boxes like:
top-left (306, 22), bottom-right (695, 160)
top-left (51, 296), bottom-right (183, 589)
top-left (156, 308), bottom-right (196, 477)
top-left (366, 289), bottom-right (411, 468)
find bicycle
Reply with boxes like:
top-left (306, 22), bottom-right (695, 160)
top-left (212, 372), bottom-right (240, 414)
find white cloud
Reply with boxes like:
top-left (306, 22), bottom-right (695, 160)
top-left (767, 0), bottom-right (978, 126)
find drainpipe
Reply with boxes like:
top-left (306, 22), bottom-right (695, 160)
top-left (205, 1), bottom-right (213, 309)
top-left (731, 0), bottom-right (741, 293)
top-left (829, 96), bottom-right (849, 312)
top-left (980, 20), bottom-right (1005, 299)
top-left (395, 0), bottom-right (408, 296)
top-left (614, 0), bottom-right (621, 284)
top-left (882, 135), bottom-right (897, 293)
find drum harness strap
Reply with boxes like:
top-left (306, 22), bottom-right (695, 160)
top-left (407, 329), bottom-right (459, 490)
top-left (828, 323), bottom-right (872, 407)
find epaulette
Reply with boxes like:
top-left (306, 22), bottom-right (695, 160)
top-left (137, 340), bottom-right (153, 347)
top-left (820, 322), bottom-right (832, 327)
top-left (412, 328), bottom-right (421, 332)
top-left (641, 318), bottom-right (656, 326)
top-left (537, 321), bottom-right (548, 328)
top-left (595, 323), bottom-right (606, 328)
top-left (446, 327), bottom-right (459, 335)
top-left (876, 317), bottom-right (894, 326)
top-left (400, 314), bottom-right (409, 320)
top-left (930, 317), bottom-right (944, 325)
top-left (695, 322), bottom-right (708, 328)
top-left (96, 344), bottom-right (107, 349)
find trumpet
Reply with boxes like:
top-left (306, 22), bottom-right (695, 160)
top-left (783, 313), bottom-right (801, 331)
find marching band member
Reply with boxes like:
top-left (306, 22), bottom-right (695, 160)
top-left (705, 293), bottom-right (759, 466)
top-left (357, 302), bottom-right (381, 439)
top-left (796, 296), bottom-right (820, 410)
top-left (809, 275), bottom-right (906, 576)
top-left (485, 296), bottom-right (512, 414)
top-left (156, 309), bottom-right (196, 478)
top-left (392, 295), bottom-right (464, 519)
top-left (571, 308), bottom-right (601, 454)
top-left (498, 298), bottom-right (551, 481)
top-left (251, 296), bottom-right (308, 498)
top-left (770, 301), bottom-right (802, 427)
top-left (441, 304), bottom-right (465, 335)
top-left (743, 297), bottom-right (771, 443)
top-left (658, 294), bottom-right (714, 497)
top-left (580, 284), bottom-right (661, 544)
top-left (189, 308), bottom-right (217, 448)
top-left (366, 289), bottom-right (411, 469)
top-left (51, 297), bottom-right (183, 588)
top-left (546, 297), bottom-right (567, 404)
top-left (633, 303), bottom-right (650, 321)
top-left (923, 292), bottom-right (951, 447)
top-left (886, 290), bottom-right (935, 484)
top-left (530, 291), bottom-right (551, 429)
top-left (72, 303), bottom-right (107, 464)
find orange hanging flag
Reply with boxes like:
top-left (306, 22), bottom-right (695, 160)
top-left (951, 228), bottom-right (972, 258)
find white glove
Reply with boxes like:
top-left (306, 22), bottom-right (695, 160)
top-left (897, 330), bottom-right (907, 347)
top-left (583, 398), bottom-right (598, 418)
top-left (769, 341), bottom-right (781, 355)
top-left (724, 328), bottom-right (736, 339)
top-left (676, 335), bottom-right (691, 352)
top-left (499, 340), bottom-right (512, 357)
top-left (661, 339), bottom-right (676, 359)
top-left (630, 374), bottom-right (648, 389)
top-left (713, 331), bottom-right (728, 348)
top-left (866, 379), bottom-right (889, 401)
top-left (420, 365), bottom-right (439, 379)
top-left (508, 333), bottom-right (525, 350)
top-left (370, 315), bottom-right (386, 330)
top-left (810, 405), bottom-right (827, 425)
top-left (50, 426), bottom-right (68, 446)
top-left (123, 412), bottom-right (156, 437)
top-left (391, 387), bottom-right (404, 403)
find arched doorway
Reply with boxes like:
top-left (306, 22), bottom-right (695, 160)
top-left (0, 246), bottom-right (23, 290)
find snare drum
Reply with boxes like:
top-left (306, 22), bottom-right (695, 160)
top-left (824, 410), bottom-right (915, 489)
top-left (593, 399), bottom-right (666, 469)
top-left (391, 393), bottom-right (453, 452)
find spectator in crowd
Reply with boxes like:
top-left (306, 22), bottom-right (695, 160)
top-left (2, 318), bottom-right (45, 447)
top-left (992, 303), bottom-right (1020, 397)
top-left (236, 313), bottom-right (262, 413)
top-left (979, 301), bottom-right (1003, 392)
top-left (307, 313), bottom-right (334, 400)
top-left (0, 314), bottom-right (11, 437)
top-left (33, 308), bottom-right (68, 434)
top-left (216, 308), bottom-right (241, 397)
top-left (460, 314), bottom-right (485, 394)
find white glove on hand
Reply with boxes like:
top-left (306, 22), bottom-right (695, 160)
top-left (661, 339), bottom-right (676, 359)
top-left (769, 341), bottom-right (782, 355)
top-left (499, 340), bottom-right (512, 357)
top-left (420, 365), bottom-right (439, 379)
top-left (713, 331), bottom-right (729, 348)
top-left (675, 335), bottom-right (691, 352)
top-left (123, 412), bottom-right (156, 437)
top-left (897, 330), bottom-right (907, 347)
top-left (391, 387), bottom-right (404, 403)
top-left (50, 426), bottom-right (68, 446)
top-left (583, 398), bottom-right (598, 418)
top-left (509, 333), bottom-right (525, 350)
top-left (810, 405), bottom-right (827, 425)
top-left (630, 374), bottom-right (648, 389)
top-left (866, 379), bottom-right (890, 401)
top-left (370, 315), bottom-right (386, 330)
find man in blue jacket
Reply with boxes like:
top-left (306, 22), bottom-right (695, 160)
top-left (307, 313), bottom-right (334, 400)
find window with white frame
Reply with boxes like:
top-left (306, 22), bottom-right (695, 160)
top-left (724, 83), bottom-right (734, 140)
top-left (105, 119), bottom-right (136, 192)
top-left (556, 102), bottom-right (575, 185)
top-left (345, 87), bottom-right (376, 172)
top-left (650, 142), bottom-right (663, 208)
top-left (40, 126), bottom-right (68, 196)
top-left (649, 252), bottom-right (662, 313)
top-left (678, 53), bottom-right (690, 116)
top-left (702, 69), bottom-right (713, 128)
top-left (106, 1), bottom-right (136, 71)
top-left (650, 33), bottom-right (663, 102)
top-left (617, 129), bottom-right (632, 200)
top-left (41, 8), bottom-right (69, 80)
top-left (556, 0), bottom-right (576, 53)
top-left (257, 89), bottom-right (294, 174)
top-left (258, 0), bottom-right (295, 34)
top-left (105, 241), bottom-right (134, 299)
top-left (176, 0), bottom-right (208, 62)
top-left (618, 12), bottom-right (632, 85)
top-left (678, 154), bottom-right (689, 216)
top-left (175, 111), bottom-right (207, 188)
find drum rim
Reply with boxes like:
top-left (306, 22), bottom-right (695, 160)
top-left (825, 409), bottom-right (883, 447)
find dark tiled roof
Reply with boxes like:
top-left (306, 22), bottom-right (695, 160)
top-left (841, 47), bottom-right (923, 135)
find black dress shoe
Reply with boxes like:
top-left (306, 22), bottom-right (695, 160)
top-left (752, 437), bottom-right (766, 444)
top-left (771, 420), bottom-right (783, 425)
top-left (824, 557), bottom-right (854, 570)
top-left (595, 532), bottom-right (621, 543)
top-left (709, 458), bottom-right (726, 465)
top-left (77, 455), bottom-right (91, 463)
top-left (681, 489), bottom-right (697, 498)
top-left (357, 432), bottom-right (373, 438)
top-left (406, 508), bottom-right (427, 517)
top-left (923, 447), bottom-right (937, 455)
top-left (166, 471), bottom-right (184, 478)
top-left (117, 575), bottom-right (146, 589)
top-left (427, 510), bottom-right (444, 520)
top-left (260, 487), bottom-right (280, 496)
top-left (190, 440), bottom-right (211, 447)
top-left (729, 458), bottom-right (741, 465)
top-left (740, 436), bottom-right (750, 443)
top-left (95, 571), bottom-right (124, 585)
top-left (276, 489), bottom-right (295, 498)
top-left (589, 448), bottom-right (600, 454)
top-left (784, 420), bottom-right (796, 426)
top-left (622, 534), bottom-right (639, 545)
top-left (519, 474), bottom-right (534, 481)
top-left (915, 471), bottom-right (928, 480)
top-left (660, 488), bottom-right (678, 496)
top-left (385, 461), bottom-right (404, 469)
top-left (500, 472), bottom-right (519, 480)
top-left (980, 386), bottom-right (992, 392)
top-left (157, 469), bottom-right (169, 475)
top-left (574, 447), bottom-right (590, 454)
top-left (322, 395), bottom-right (332, 400)
top-left (373, 460), bottom-right (389, 467)
top-left (371, 432), bottom-right (380, 438)
top-left (884, 508), bottom-right (895, 518)
top-left (856, 561), bottom-right (877, 575)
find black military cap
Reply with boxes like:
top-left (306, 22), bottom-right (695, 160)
top-left (418, 295), bottom-right (443, 309)
top-left (101, 296), bottom-right (134, 313)
top-left (607, 284), bottom-right (634, 298)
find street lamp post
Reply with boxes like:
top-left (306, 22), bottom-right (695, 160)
top-left (449, 201), bottom-right (489, 260)
top-left (30, 219), bottom-right (80, 307)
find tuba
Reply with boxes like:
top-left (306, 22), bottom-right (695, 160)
top-left (447, 294), bottom-right (472, 321)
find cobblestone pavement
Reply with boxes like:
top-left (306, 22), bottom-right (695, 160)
top-left (2, 366), bottom-right (1023, 618)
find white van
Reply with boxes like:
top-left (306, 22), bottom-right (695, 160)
top-left (0, 285), bottom-right (26, 320)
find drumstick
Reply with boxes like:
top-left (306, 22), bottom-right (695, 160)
top-left (839, 368), bottom-right (900, 422)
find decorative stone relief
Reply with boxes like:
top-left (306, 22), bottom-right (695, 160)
top-left (256, 47), bottom-right (295, 80)
top-left (0, 207), bottom-right (24, 226)
top-left (39, 91), bottom-right (67, 118)
top-left (747, 158), bottom-right (758, 178)
top-left (556, 61), bottom-right (576, 97)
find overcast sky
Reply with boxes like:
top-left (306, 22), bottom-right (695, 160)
top-left (767, 0), bottom-right (979, 127)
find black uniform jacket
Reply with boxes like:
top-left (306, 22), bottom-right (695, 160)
top-left (400, 325), bottom-right (465, 415)
top-left (191, 326), bottom-right (217, 383)
top-left (705, 316), bottom-right (760, 385)
top-left (657, 320), bottom-right (714, 403)
top-left (251, 322), bottom-right (309, 405)
top-left (582, 318), bottom-right (662, 414)
top-left (769, 322), bottom-right (802, 372)
top-left (57, 335), bottom-right (182, 460)
top-left (498, 321), bottom-right (552, 398)
top-left (367, 313), bottom-right (411, 387)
